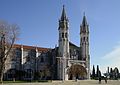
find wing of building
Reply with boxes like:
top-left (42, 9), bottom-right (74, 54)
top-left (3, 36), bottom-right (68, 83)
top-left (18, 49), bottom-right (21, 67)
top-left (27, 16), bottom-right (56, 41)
top-left (3, 6), bottom-right (90, 81)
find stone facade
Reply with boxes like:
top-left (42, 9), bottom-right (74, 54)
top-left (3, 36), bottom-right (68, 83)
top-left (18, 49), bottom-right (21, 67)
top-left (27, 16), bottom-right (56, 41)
top-left (57, 6), bottom-right (90, 80)
top-left (3, 6), bottom-right (90, 80)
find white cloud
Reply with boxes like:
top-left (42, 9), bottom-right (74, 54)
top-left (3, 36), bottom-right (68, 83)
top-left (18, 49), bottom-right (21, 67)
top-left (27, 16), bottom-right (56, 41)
top-left (100, 43), bottom-right (120, 73)
top-left (102, 45), bottom-right (120, 60)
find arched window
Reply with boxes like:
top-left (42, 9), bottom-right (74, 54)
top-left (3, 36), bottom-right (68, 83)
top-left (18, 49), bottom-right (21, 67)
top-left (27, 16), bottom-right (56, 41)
top-left (41, 57), bottom-right (44, 62)
top-left (59, 33), bottom-right (61, 39)
top-left (62, 33), bottom-right (64, 38)
top-left (70, 49), bottom-right (71, 58)
top-left (83, 37), bottom-right (85, 41)
top-left (65, 33), bottom-right (67, 38)
top-left (26, 56), bottom-right (30, 62)
top-left (87, 37), bottom-right (88, 41)
top-left (81, 38), bottom-right (82, 42)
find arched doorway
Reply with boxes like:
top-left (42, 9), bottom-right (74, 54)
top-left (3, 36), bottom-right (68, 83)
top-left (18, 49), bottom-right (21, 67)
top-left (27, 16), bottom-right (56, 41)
top-left (68, 64), bottom-right (87, 80)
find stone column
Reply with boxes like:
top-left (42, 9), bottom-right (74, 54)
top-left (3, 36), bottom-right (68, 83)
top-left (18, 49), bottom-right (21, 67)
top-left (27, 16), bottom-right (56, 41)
top-left (21, 45), bottom-right (23, 65)
top-left (35, 47), bottom-right (38, 71)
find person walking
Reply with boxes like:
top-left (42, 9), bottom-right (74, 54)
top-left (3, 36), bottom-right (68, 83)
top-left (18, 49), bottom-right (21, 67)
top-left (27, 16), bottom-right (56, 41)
top-left (105, 77), bottom-right (107, 84)
top-left (99, 77), bottom-right (101, 84)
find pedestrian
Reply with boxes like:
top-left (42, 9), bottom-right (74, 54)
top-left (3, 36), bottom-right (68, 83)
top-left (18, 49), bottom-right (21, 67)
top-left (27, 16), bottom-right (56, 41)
top-left (105, 77), bottom-right (107, 84)
top-left (99, 77), bottom-right (101, 84)
top-left (75, 78), bottom-right (78, 82)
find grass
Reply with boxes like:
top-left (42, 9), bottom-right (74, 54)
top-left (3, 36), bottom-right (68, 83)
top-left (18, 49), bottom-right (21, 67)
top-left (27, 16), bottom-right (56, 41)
top-left (1, 80), bottom-right (51, 83)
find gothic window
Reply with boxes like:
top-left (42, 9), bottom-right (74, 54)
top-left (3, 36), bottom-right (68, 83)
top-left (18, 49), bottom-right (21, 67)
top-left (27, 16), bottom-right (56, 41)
top-left (70, 49), bottom-right (71, 58)
top-left (26, 69), bottom-right (32, 78)
top-left (16, 52), bottom-right (20, 56)
top-left (29, 50), bottom-right (36, 57)
top-left (26, 56), bottom-right (30, 62)
top-left (81, 38), bottom-right (82, 42)
top-left (59, 33), bottom-right (61, 39)
top-left (87, 37), bottom-right (88, 41)
top-left (41, 57), bottom-right (44, 62)
top-left (62, 33), bottom-right (64, 38)
top-left (83, 37), bottom-right (85, 41)
top-left (11, 58), bottom-right (16, 61)
top-left (8, 73), bottom-right (12, 78)
top-left (74, 49), bottom-right (76, 55)
top-left (59, 39), bottom-right (62, 42)
top-left (65, 33), bottom-right (67, 38)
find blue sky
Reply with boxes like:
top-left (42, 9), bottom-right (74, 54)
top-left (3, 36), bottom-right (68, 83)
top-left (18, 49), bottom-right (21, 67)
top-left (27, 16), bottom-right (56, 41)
top-left (0, 0), bottom-right (120, 73)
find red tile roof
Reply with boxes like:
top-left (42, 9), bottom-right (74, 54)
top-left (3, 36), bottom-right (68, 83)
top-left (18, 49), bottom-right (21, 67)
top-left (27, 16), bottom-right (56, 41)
top-left (13, 44), bottom-right (51, 52)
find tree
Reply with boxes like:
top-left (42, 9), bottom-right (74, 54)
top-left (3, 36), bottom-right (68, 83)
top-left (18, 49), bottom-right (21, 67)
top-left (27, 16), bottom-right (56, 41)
top-left (110, 68), bottom-right (113, 79)
top-left (96, 65), bottom-right (99, 78)
top-left (43, 65), bottom-right (51, 80)
top-left (113, 67), bottom-right (119, 80)
top-left (92, 65), bottom-right (95, 79)
top-left (98, 70), bottom-right (101, 78)
top-left (0, 21), bottom-right (20, 82)
top-left (103, 67), bottom-right (110, 79)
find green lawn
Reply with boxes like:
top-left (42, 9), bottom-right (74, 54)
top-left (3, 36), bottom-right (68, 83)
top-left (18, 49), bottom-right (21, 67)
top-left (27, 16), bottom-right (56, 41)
top-left (1, 80), bottom-right (51, 83)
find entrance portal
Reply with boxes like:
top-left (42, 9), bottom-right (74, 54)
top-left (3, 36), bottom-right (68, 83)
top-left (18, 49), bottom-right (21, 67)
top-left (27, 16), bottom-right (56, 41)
top-left (68, 64), bottom-right (87, 80)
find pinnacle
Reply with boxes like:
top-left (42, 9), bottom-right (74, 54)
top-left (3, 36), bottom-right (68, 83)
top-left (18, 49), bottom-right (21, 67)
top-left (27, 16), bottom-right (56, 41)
top-left (61, 5), bottom-right (67, 21)
top-left (82, 13), bottom-right (88, 26)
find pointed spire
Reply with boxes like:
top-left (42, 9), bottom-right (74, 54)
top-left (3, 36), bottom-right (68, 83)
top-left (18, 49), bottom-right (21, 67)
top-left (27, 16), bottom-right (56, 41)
top-left (80, 12), bottom-right (89, 33)
top-left (82, 12), bottom-right (88, 26)
top-left (61, 5), bottom-right (67, 21)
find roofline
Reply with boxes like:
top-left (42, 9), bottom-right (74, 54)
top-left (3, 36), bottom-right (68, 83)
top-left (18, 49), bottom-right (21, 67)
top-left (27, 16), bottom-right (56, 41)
top-left (13, 44), bottom-right (52, 52)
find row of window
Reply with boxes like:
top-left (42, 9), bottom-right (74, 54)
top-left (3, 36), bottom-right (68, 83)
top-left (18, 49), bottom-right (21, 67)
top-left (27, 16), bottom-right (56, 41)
top-left (81, 37), bottom-right (88, 42)
top-left (59, 32), bottom-right (68, 39)
top-left (26, 56), bottom-right (45, 63)
top-left (14, 49), bottom-right (48, 63)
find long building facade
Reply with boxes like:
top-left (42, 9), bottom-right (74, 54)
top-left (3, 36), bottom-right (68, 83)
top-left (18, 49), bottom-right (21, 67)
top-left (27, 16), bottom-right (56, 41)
top-left (3, 6), bottom-right (90, 80)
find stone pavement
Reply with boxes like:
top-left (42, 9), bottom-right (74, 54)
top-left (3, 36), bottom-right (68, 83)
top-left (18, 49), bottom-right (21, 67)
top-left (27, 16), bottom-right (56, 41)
top-left (1, 80), bottom-right (120, 85)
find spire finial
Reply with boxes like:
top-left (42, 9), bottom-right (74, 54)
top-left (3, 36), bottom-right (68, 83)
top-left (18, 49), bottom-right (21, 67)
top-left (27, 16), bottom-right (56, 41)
top-left (83, 12), bottom-right (85, 16)
top-left (63, 5), bottom-right (65, 8)
top-left (82, 12), bottom-right (87, 26)
top-left (61, 5), bottom-right (67, 21)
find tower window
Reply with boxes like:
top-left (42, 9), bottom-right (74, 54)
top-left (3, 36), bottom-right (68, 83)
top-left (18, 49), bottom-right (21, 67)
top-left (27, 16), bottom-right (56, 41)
top-left (83, 37), bottom-right (85, 41)
top-left (87, 37), bottom-right (88, 41)
top-left (62, 33), bottom-right (64, 38)
top-left (65, 33), bottom-right (67, 38)
top-left (81, 38), bottom-right (82, 42)
top-left (59, 33), bottom-right (61, 39)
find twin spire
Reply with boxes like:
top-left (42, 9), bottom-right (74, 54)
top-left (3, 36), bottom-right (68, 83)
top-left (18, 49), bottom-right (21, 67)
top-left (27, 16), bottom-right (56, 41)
top-left (82, 13), bottom-right (88, 26)
top-left (61, 5), bottom-right (67, 21)
top-left (60, 5), bottom-right (88, 26)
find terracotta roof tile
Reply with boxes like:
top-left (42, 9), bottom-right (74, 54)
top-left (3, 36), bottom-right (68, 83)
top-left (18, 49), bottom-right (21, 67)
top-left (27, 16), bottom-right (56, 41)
top-left (13, 44), bottom-right (51, 52)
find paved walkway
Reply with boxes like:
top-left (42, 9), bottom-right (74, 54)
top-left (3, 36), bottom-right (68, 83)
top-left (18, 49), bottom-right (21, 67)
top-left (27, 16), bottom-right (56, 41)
top-left (0, 80), bottom-right (120, 85)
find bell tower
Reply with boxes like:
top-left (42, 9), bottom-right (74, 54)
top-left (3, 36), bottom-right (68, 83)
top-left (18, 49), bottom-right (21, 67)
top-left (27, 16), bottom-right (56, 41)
top-left (57, 5), bottom-right (69, 80)
top-left (80, 14), bottom-right (90, 79)
top-left (58, 5), bottom-right (69, 58)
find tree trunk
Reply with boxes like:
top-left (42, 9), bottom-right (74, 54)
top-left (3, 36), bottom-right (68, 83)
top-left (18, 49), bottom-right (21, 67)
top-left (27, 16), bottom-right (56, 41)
top-left (0, 62), bottom-right (4, 83)
top-left (0, 55), bottom-right (6, 83)
top-left (0, 72), bottom-right (3, 83)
